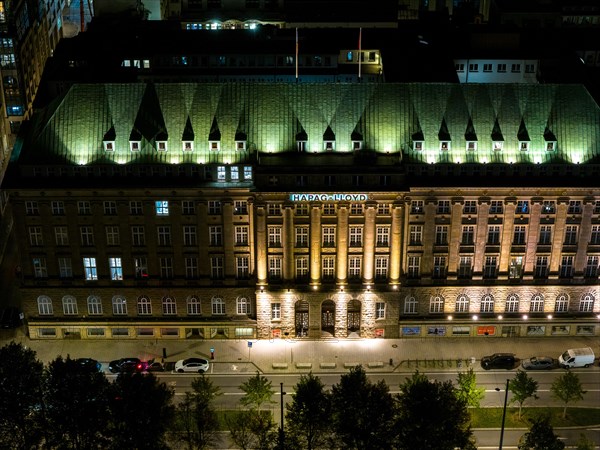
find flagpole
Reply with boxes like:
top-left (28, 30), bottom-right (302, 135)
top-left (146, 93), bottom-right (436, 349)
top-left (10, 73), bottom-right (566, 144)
top-left (295, 28), bottom-right (299, 81)
top-left (358, 27), bottom-right (362, 80)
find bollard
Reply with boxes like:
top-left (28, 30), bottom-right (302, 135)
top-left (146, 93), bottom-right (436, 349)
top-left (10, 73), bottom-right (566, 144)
top-left (389, 358), bottom-right (393, 366)
top-left (210, 347), bottom-right (215, 360)
top-left (162, 347), bottom-right (167, 359)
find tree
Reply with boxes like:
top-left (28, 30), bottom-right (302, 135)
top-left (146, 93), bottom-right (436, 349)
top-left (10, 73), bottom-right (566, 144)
top-left (239, 372), bottom-right (276, 411)
top-left (108, 372), bottom-right (175, 450)
top-left (285, 373), bottom-right (332, 450)
top-left (42, 355), bottom-right (112, 449)
top-left (174, 375), bottom-right (222, 450)
top-left (575, 433), bottom-right (596, 450)
top-left (455, 368), bottom-right (485, 408)
top-left (0, 341), bottom-right (44, 450)
top-left (551, 371), bottom-right (587, 419)
top-left (518, 415), bottom-right (565, 450)
top-left (509, 370), bottom-right (539, 420)
top-left (330, 365), bottom-right (395, 450)
top-left (226, 410), bottom-right (277, 450)
top-left (395, 371), bottom-right (476, 450)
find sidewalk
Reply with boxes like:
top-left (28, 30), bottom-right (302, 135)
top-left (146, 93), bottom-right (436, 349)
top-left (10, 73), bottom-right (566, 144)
top-left (1, 327), bottom-right (597, 375)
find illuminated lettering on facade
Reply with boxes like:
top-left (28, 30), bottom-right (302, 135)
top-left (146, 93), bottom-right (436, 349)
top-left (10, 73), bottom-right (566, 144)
top-left (289, 193), bottom-right (369, 202)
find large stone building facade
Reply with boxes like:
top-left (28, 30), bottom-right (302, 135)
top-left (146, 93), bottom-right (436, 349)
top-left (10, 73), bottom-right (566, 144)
top-left (5, 82), bottom-right (600, 340)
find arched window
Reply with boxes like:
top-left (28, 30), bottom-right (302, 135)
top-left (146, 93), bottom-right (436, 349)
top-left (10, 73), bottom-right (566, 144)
top-left (112, 296), bottom-right (127, 315)
top-left (429, 295), bottom-right (444, 313)
top-left (62, 295), bottom-right (78, 315)
top-left (554, 294), bottom-right (569, 313)
top-left (211, 296), bottom-right (225, 315)
top-left (530, 294), bottom-right (544, 312)
top-left (187, 296), bottom-right (201, 315)
top-left (162, 296), bottom-right (177, 315)
top-left (455, 294), bottom-right (469, 313)
top-left (137, 296), bottom-right (152, 315)
top-left (505, 294), bottom-right (519, 313)
top-left (87, 296), bottom-right (103, 315)
top-left (236, 296), bottom-right (251, 315)
top-left (579, 293), bottom-right (595, 312)
top-left (37, 295), bottom-right (53, 315)
top-left (403, 296), bottom-right (418, 314)
top-left (480, 294), bottom-right (494, 313)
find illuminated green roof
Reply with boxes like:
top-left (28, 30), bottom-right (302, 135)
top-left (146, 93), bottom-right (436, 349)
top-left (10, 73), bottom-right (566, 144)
top-left (16, 82), bottom-right (600, 166)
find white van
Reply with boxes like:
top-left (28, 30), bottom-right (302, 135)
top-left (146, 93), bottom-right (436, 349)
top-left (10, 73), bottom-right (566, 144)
top-left (558, 347), bottom-right (595, 369)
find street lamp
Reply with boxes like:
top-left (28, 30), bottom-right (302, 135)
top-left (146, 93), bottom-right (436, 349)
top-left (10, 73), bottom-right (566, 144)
top-left (495, 379), bottom-right (510, 450)
top-left (279, 382), bottom-right (286, 450)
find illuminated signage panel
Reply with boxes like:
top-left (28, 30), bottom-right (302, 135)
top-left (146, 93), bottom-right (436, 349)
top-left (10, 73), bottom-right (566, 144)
top-left (289, 193), bottom-right (368, 202)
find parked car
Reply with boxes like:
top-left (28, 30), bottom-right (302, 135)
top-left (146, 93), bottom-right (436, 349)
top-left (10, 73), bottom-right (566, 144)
top-left (558, 347), bottom-right (595, 369)
top-left (108, 357), bottom-right (145, 373)
top-left (76, 358), bottom-right (102, 372)
top-left (174, 358), bottom-right (210, 373)
top-left (480, 353), bottom-right (516, 370)
top-left (145, 360), bottom-right (165, 372)
top-left (521, 356), bottom-right (556, 370)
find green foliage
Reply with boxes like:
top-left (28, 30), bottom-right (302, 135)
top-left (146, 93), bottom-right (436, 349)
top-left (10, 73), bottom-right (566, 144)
top-left (42, 355), bottom-right (112, 449)
top-left (330, 365), bottom-right (395, 450)
top-left (518, 415), bottom-right (565, 450)
top-left (455, 368), bottom-right (485, 408)
top-left (108, 372), bottom-right (175, 450)
top-left (239, 372), bottom-right (276, 411)
top-left (395, 371), bottom-right (475, 450)
top-left (551, 371), bottom-right (587, 419)
top-left (575, 433), bottom-right (596, 450)
top-left (0, 341), bottom-right (44, 450)
top-left (509, 371), bottom-right (539, 420)
top-left (285, 373), bottom-right (332, 450)
top-left (226, 410), bottom-right (277, 450)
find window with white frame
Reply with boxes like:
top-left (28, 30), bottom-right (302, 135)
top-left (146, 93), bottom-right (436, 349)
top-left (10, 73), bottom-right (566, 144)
top-left (350, 203), bottom-right (363, 215)
top-left (323, 227), bottom-right (336, 247)
top-left (461, 225), bottom-right (474, 245)
top-left (554, 294), bottom-right (569, 313)
top-left (183, 226), bottom-right (197, 246)
top-left (433, 256), bottom-right (446, 278)
top-left (51, 201), bottom-right (65, 215)
top-left (29, 227), bottom-right (43, 246)
top-left (560, 256), bottom-right (574, 278)
top-left (348, 256), bottom-right (361, 279)
top-left (493, 141), bottom-right (503, 151)
top-left (209, 226), bottom-right (223, 246)
top-left (295, 204), bottom-right (309, 215)
top-left (530, 294), bottom-right (544, 312)
top-left (435, 225), bottom-right (448, 245)
top-left (112, 296), bottom-right (127, 315)
top-left (407, 256), bottom-right (420, 278)
top-left (103, 201), bottom-right (117, 215)
top-left (131, 226), bottom-right (145, 246)
top-left (349, 227), bottom-right (363, 246)
top-left (375, 256), bottom-right (388, 279)
top-left (542, 201), bottom-right (555, 214)
top-left (268, 226), bottom-right (282, 247)
top-left (322, 256), bottom-right (335, 280)
top-left (183, 141), bottom-right (193, 152)
top-left (109, 257), bottom-right (123, 281)
top-left (480, 294), bottom-right (494, 313)
top-left (458, 256), bottom-right (472, 278)
top-left (244, 166), bottom-right (252, 180)
top-left (230, 167), bottom-right (239, 180)
top-left (489, 200), bottom-right (503, 214)
top-left (162, 297), bottom-right (177, 315)
top-left (296, 256), bottom-right (309, 280)
top-left (155, 200), bottom-right (169, 216)
top-left (516, 200), bottom-right (529, 214)
top-left (567, 200), bottom-right (582, 214)
top-left (409, 225), bottom-right (422, 245)
top-left (578, 294), bottom-right (594, 312)
top-left (157, 140), bottom-right (167, 152)
top-left (323, 203), bottom-right (336, 215)
top-left (87, 296), bottom-right (102, 315)
top-left (237, 297), bottom-right (251, 315)
top-left (564, 225), bottom-right (578, 245)
top-left (159, 257), bottom-right (174, 279)
top-left (509, 256), bottom-right (524, 279)
top-left (404, 296), bottom-right (418, 314)
top-left (187, 296), bottom-right (201, 315)
top-left (375, 302), bottom-right (386, 319)
top-left (210, 256), bottom-right (224, 279)
top-left (129, 201), bottom-right (143, 215)
top-left (54, 227), bottom-right (68, 246)
top-left (185, 257), bottom-right (199, 279)
top-left (137, 296), bottom-right (152, 315)
top-left (377, 203), bottom-right (390, 215)
top-left (594, 201), bottom-right (600, 214)
top-left (585, 256), bottom-right (599, 278)
top-left (268, 256), bottom-right (282, 280)
top-left (505, 294), bottom-right (519, 312)
top-left (182, 200), bottom-right (196, 215)
top-left (590, 225), bottom-right (600, 245)
top-left (80, 226), bottom-right (95, 246)
top-left (62, 296), bottom-right (78, 315)
top-left (534, 256), bottom-right (549, 278)
top-left (466, 140), bottom-right (477, 151)
top-left (376, 226), bottom-right (389, 246)
top-left (157, 226), bottom-right (171, 246)
top-left (38, 296), bottom-right (53, 315)
top-left (236, 256), bottom-right (249, 279)
top-left (33, 257), bottom-right (47, 278)
top-left (437, 200), bottom-right (451, 214)
top-left (25, 201), bottom-right (39, 215)
top-left (487, 225), bottom-right (501, 244)
top-left (217, 166), bottom-right (226, 180)
top-left (208, 201), bottom-right (222, 215)
top-left (513, 225), bottom-right (526, 245)
top-left (539, 225), bottom-right (552, 245)
top-left (83, 257), bottom-right (98, 280)
top-left (234, 200), bottom-right (248, 214)
top-left (267, 203), bottom-right (281, 215)
top-left (413, 141), bottom-right (423, 151)
top-left (511, 63), bottom-right (520, 72)
top-left (295, 226), bottom-right (308, 247)
top-left (106, 226), bottom-right (120, 246)
top-left (483, 256), bottom-right (497, 279)
top-left (130, 140), bottom-right (140, 152)
top-left (271, 302), bottom-right (281, 320)
top-left (212, 297), bottom-right (225, 315)
top-left (463, 200), bottom-right (477, 214)
top-left (58, 257), bottom-right (72, 278)
top-left (455, 295), bottom-right (469, 313)
top-left (78, 201), bottom-right (91, 215)
top-left (430, 296), bottom-right (444, 313)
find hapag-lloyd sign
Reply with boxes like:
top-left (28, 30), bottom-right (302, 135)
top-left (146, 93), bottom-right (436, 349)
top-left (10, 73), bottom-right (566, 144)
top-left (290, 193), bottom-right (369, 202)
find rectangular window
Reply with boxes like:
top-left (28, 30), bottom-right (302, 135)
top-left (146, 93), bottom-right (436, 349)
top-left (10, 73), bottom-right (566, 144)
top-left (513, 225), bottom-right (526, 245)
top-left (155, 200), bottom-right (169, 216)
top-left (131, 226), bottom-right (145, 246)
top-left (129, 201), bottom-right (143, 215)
top-left (185, 257), bottom-right (199, 279)
top-left (407, 256), bottom-right (420, 278)
top-left (497, 63), bottom-right (506, 72)
top-left (25, 201), bottom-right (39, 215)
top-left (437, 200), bottom-right (450, 214)
top-left (516, 201), bottom-right (529, 214)
top-left (58, 257), bottom-right (72, 278)
top-left (80, 226), bottom-right (95, 246)
top-left (322, 256), bottom-right (335, 280)
top-left (135, 257), bottom-right (148, 279)
top-left (269, 257), bottom-right (282, 280)
top-left (267, 204), bottom-right (281, 215)
top-left (295, 204), bottom-right (309, 215)
top-left (433, 256), bottom-right (446, 279)
top-left (349, 227), bottom-right (363, 247)
top-left (348, 256), bottom-right (361, 279)
top-left (461, 226), bottom-right (474, 245)
top-left (511, 63), bottom-right (521, 73)
top-left (244, 166), bottom-right (252, 180)
top-left (295, 227), bottom-right (308, 247)
top-left (211, 256), bottom-right (224, 279)
top-left (103, 201), bottom-right (117, 215)
top-left (350, 203), bottom-right (363, 215)
top-left (323, 227), bottom-right (336, 247)
top-left (489, 200), bottom-right (503, 214)
top-left (375, 256), bottom-right (389, 279)
top-left (208, 201), bottom-right (222, 215)
top-left (235, 226), bottom-right (249, 245)
top-left (183, 226), bottom-right (197, 246)
top-left (584, 256), bottom-right (598, 278)
top-left (29, 227), bottom-right (44, 246)
top-left (591, 225), bottom-right (600, 245)
top-left (542, 201), bottom-right (555, 214)
top-left (568, 201), bottom-right (582, 214)
top-left (564, 225), bottom-right (578, 245)
top-left (105, 226), bottom-right (120, 246)
top-left (109, 257), bottom-right (123, 281)
top-left (534, 256), bottom-right (549, 278)
top-left (157, 226), bottom-right (172, 246)
top-left (487, 225), bottom-right (501, 245)
top-left (323, 203), bottom-right (336, 215)
top-left (159, 257), bottom-right (174, 279)
top-left (559, 256), bottom-right (574, 278)
top-left (410, 201), bottom-right (424, 214)
top-left (539, 225), bottom-right (552, 245)
top-left (469, 63), bottom-right (478, 72)
top-left (376, 226), bottom-right (390, 246)
top-left (51, 201), bottom-right (65, 215)
top-left (234, 200), bottom-right (248, 214)
top-left (594, 201), bottom-right (600, 214)
top-left (483, 256), bottom-right (497, 279)
top-left (182, 200), bottom-right (196, 215)
top-left (271, 303), bottom-right (281, 320)
top-left (54, 226), bottom-right (69, 246)
top-left (83, 257), bottom-right (98, 280)
top-left (463, 201), bottom-right (477, 214)
top-left (525, 64), bottom-right (535, 73)
top-left (236, 256), bottom-right (249, 279)
top-left (375, 302), bottom-right (386, 319)
top-left (409, 225), bottom-right (422, 245)
top-left (230, 167), bottom-right (239, 180)
top-left (209, 226), bottom-right (223, 246)
top-left (268, 227), bottom-right (282, 247)
top-left (377, 203), bottom-right (390, 215)
top-left (435, 225), bottom-right (448, 245)
top-left (458, 256), bottom-right (472, 278)
top-left (217, 166), bottom-right (226, 180)
top-left (483, 63), bottom-right (492, 72)
top-left (295, 256), bottom-right (309, 280)
top-left (509, 256), bottom-right (523, 279)
top-left (33, 257), bottom-right (47, 278)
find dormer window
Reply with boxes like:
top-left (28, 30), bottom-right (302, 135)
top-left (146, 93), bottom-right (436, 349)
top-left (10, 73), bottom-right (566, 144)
top-left (182, 141), bottom-right (194, 152)
top-left (545, 141), bottom-right (556, 152)
top-left (466, 141), bottom-right (477, 151)
top-left (236, 140), bottom-right (246, 151)
top-left (130, 141), bottom-right (141, 152)
top-left (157, 141), bottom-right (167, 152)
top-left (519, 141), bottom-right (529, 151)
top-left (209, 141), bottom-right (220, 152)
top-left (440, 141), bottom-right (450, 151)
top-left (352, 140), bottom-right (363, 151)
top-left (104, 141), bottom-right (115, 152)
top-left (324, 140), bottom-right (335, 151)
top-left (492, 141), bottom-right (503, 151)
top-left (413, 141), bottom-right (423, 151)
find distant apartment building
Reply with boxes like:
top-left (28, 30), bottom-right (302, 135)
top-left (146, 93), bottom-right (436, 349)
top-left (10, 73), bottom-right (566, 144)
top-left (453, 58), bottom-right (538, 83)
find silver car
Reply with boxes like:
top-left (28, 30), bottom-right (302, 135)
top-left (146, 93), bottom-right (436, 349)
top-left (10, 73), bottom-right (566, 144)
top-left (521, 356), bottom-right (556, 370)
top-left (174, 358), bottom-right (210, 373)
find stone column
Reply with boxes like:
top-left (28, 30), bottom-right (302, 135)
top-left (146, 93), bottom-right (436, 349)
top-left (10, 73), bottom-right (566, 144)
top-left (389, 202), bottom-right (403, 284)
top-left (473, 199), bottom-right (490, 278)
top-left (283, 204), bottom-right (294, 281)
top-left (362, 203), bottom-right (376, 283)
top-left (310, 204), bottom-right (321, 285)
top-left (523, 200), bottom-right (542, 278)
top-left (549, 199), bottom-right (568, 277)
top-left (446, 199), bottom-right (463, 280)
top-left (222, 199), bottom-right (235, 278)
top-left (498, 200), bottom-right (516, 279)
top-left (256, 205), bottom-right (268, 285)
top-left (336, 204), bottom-right (349, 285)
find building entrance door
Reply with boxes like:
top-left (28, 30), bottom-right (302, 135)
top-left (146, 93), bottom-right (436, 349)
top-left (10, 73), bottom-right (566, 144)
top-left (347, 299), bottom-right (361, 336)
top-left (295, 299), bottom-right (309, 337)
top-left (321, 300), bottom-right (335, 337)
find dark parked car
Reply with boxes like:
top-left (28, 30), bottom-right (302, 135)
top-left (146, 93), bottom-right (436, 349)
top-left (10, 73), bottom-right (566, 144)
top-left (108, 358), bottom-right (145, 373)
top-left (521, 356), bottom-right (556, 370)
top-left (480, 353), bottom-right (516, 370)
top-left (76, 358), bottom-right (102, 372)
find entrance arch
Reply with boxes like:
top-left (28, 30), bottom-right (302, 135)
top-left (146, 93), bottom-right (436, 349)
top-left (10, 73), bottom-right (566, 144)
top-left (321, 300), bottom-right (335, 337)
top-left (347, 299), bottom-right (361, 337)
top-left (295, 300), bottom-right (309, 337)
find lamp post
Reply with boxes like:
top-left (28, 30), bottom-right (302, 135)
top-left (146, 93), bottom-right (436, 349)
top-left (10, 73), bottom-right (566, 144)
top-left (495, 379), bottom-right (510, 450)
top-left (279, 382), bottom-right (286, 450)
